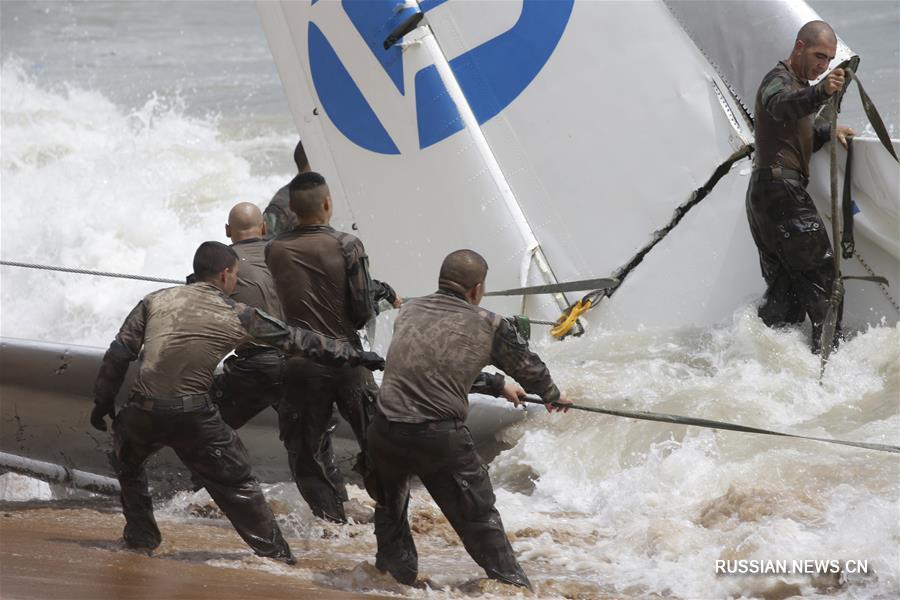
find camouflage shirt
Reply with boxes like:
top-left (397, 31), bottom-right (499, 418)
top-left (266, 224), bottom-right (375, 343)
top-left (753, 61), bottom-right (832, 177)
top-left (94, 282), bottom-right (365, 408)
top-left (263, 184), bottom-right (299, 237)
top-left (377, 290), bottom-right (560, 423)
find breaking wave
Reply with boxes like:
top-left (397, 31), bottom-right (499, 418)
top-left (1, 59), bottom-right (294, 345)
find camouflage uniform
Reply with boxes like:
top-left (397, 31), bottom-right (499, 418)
top-left (93, 282), bottom-right (374, 560)
top-left (263, 184), bottom-right (298, 238)
top-left (211, 238), bottom-right (286, 429)
top-left (263, 188), bottom-right (399, 309)
top-left (747, 61), bottom-right (839, 351)
top-left (267, 224), bottom-right (390, 523)
top-left (366, 290), bottom-right (561, 590)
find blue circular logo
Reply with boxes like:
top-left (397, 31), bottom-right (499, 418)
top-left (309, 0), bottom-right (574, 154)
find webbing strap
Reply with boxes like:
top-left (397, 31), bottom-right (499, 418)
top-left (843, 274), bottom-right (889, 285)
top-left (547, 143), bottom-right (754, 339)
top-left (484, 277), bottom-right (619, 297)
top-left (841, 136), bottom-right (855, 258)
top-left (608, 144), bottom-right (755, 293)
top-left (522, 397), bottom-right (900, 454)
top-left (850, 70), bottom-right (900, 163)
top-left (819, 81), bottom-right (851, 375)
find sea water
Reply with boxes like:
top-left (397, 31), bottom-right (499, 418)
top-left (2, 1), bottom-right (898, 598)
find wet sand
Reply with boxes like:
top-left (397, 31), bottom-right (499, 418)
top-left (0, 491), bottom-right (615, 599)
top-left (0, 501), bottom-right (390, 600)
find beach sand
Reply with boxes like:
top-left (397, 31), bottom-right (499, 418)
top-left (0, 500), bottom-right (394, 600)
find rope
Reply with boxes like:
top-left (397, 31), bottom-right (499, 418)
top-left (521, 397), bottom-right (900, 455)
top-left (817, 62), bottom-right (899, 370)
top-left (819, 92), bottom-right (844, 376)
top-left (840, 135), bottom-right (855, 258)
top-left (0, 260), bottom-right (183, 285)
top-left (548, 143), bottom-right (754, 339)
top-left (610, 143), bottom-right (755, 288)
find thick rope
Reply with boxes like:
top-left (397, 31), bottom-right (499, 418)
top-left (609, 143), bottom-right (755, 291)
top-left (549, 143), bottom-right (754, 338)
top-left (522, 397), bottom-right (900, 454)
top-left (1, 260), bottom-right (182, 285)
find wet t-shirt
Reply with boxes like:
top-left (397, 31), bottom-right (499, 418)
top-left (377, 291), bottom-right (560, 423)
top-left (754, 61), bottom-right (831, 178)
top-left (93, 282), bottom-right (363, 406)
top-left (266, 224), bottom-right (373, 343)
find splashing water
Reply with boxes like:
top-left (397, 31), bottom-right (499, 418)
top-left (78, 310), bottom-right (891, 599)
top-left (485, 310), bottom-right (899, 598)
top-left (1, 60), bottom-right (295, 345)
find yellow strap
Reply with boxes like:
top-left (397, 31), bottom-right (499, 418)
top-left (550, 299), bottom-right (592, 339)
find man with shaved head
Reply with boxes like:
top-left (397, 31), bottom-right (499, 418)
top-left (366, 249), bottom-right (571, 590)
top-left (266, 172), bottom-right (400, 523)
top-left (205, 202), bottom-right (287, 429)
top-left (746, 20), bottom-right (854, 352)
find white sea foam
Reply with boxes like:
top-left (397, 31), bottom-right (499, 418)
top-left (0, 472), bottom-right (52, 501)
top-left (148, 311), bottom-right (898, 598)
top-left (487, 312), bottom-right (900, 598)
top-left (0, 60), bottom-right (294, 346)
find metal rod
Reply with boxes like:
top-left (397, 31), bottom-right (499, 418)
top-left (0, 452), bottom-right (120, 496)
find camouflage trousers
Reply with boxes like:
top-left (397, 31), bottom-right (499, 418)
top-left (111, 401), bottom-right (293, 562)
top-left (211, 347), bottom-right (284, 430)
top-left (364, 414), bottom-right (531, 590)
top-left (278, 358), bottom-right (375, 523)
top-left (746, 177), bottom-right (841, 351)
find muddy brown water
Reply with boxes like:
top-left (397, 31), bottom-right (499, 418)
top-left (0, 501), bottom-right (393, 600)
